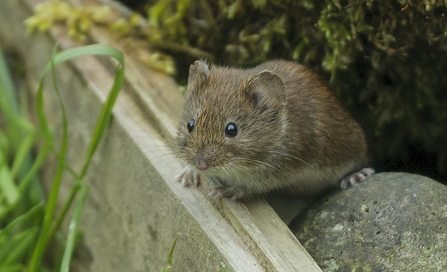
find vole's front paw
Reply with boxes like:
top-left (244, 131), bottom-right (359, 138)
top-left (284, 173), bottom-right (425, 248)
top-left (340, 167), bottom-right (375, 189)
top-left (208, 183), bottom-right (245, 200)
top-left (175, 166), bottom-right (200, 187)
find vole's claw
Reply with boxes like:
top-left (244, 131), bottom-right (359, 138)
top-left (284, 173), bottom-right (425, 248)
top-left (208, 190), bottom-right (223, 199)
top-left (341, 167), bottom-right (375, 189)
top-left (192, 171), bottom-right (200, 187)
top-left (175, 166), bottom-right (201, 187)
top-left (208, 183), bottom-right (244, 200)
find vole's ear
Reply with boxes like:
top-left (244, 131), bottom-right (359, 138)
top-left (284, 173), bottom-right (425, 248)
top-left (187, 60), bottom-right (211, 94)
top-left (245, 71), bottom-right (286, 106)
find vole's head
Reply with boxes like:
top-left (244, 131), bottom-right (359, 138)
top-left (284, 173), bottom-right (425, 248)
top-left (176, 61), bottom-right (287, 176)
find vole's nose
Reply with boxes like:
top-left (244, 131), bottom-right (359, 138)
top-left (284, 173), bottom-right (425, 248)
top-left (195, 157), bottom-right (209, 170)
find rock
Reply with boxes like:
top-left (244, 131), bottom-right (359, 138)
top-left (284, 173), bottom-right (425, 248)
top-left (290, 172), bottom-right (447, 272)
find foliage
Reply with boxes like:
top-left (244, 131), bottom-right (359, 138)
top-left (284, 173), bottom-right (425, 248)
top-left (25, 1), bottom-right (111, 41)
top-left (0, 43), bottom-right (125, 271)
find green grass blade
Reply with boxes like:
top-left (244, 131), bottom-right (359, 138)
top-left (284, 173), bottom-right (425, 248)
top-left (0, 165), bottom-right (19, 206)
top-left (10, 130), bottom-right (36, 180)
top-left (32, 44), bottom-right (125, 141)
top-left (0, 44), bottom-right (45, 220)
top-left (40, 43), bottom-right (125, 180)
top-left (0, 264), bottom-right (25, 272)
top-left (28, 46), bottom-right (68, 272)
top-left (167, 237), bottom-right (177, 267)
top-left (17, 133), bottom-right (50, 192)
top-left (0, 227), bottom-right (36, 264)
top-left (53, 43), bottom-right (124, 66)
top-left (28, 44), bottom-right (124, 272)
top-left (79, 63), bottom-right (124, 179)
top-left (0, 43), bottom-right (19, 117)
top-left (2, 227), bottom-right (39, 266)
top-left (161, 237), bottom-right (177, 272)
top-left (0, 237), bottom-right (14, 265)
top-left (0, 44), bottom-right (21, 156)
top-left (0, 202), bottom-right (43, 238)
top-left (59, 183), bottom-right (88, 272)
top-left (0, 130), bottom-right (10, 164)
top-left (48, 183), bottom-right (81, 244)
top-left (75, 47), bottom-right (124, 179)
top-left (0, 137), bottom-right (51, 220)
top-left (221, 262), bottom-right (228, 272)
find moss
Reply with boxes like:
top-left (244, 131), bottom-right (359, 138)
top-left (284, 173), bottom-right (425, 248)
top-left (25, 1), bottom-right (111, 40)
top-left (24, 0), bottom-right (177, 75)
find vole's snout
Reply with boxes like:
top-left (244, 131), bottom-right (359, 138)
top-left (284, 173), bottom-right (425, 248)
top-left (196, 159), bottom-right (209, 170)
top-left (195, 154), bottom-right (210, 170)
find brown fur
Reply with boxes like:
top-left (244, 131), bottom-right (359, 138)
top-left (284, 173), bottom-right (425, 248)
top-left (176, 60), bottom-right (370, 199)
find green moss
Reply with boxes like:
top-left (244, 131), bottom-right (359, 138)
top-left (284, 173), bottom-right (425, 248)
top-left (25, 1), bottom-right (111, 41)
top-left (25, 1), bottom-right (178, 75)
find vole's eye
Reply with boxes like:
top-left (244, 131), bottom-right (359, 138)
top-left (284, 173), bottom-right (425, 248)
top-left (187, 119), bottom-right (195, 133)
top-left (225, 123), bottom-right (238, 137)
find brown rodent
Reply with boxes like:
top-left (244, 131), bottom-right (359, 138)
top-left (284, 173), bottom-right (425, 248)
top-left (176, 60), bottom-right (374, 200)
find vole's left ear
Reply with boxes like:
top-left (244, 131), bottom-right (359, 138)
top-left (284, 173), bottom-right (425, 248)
top-left (244, 71), bottom-right (286, 106)
top-left (187, 60), bottom-right (211, 95)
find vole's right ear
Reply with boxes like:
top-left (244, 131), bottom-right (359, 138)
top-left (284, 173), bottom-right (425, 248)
top-left (244, 71), bottom-right (286, 106)
top-left (187, 60), bottom-right (210, 94)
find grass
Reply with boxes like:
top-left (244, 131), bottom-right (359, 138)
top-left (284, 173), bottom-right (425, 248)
top-left (0, 42), bottom-right (179, 272)
top-left (161, 237), bottom-right (177, 272)
top-left (0, 43), bottom-right (124, 271)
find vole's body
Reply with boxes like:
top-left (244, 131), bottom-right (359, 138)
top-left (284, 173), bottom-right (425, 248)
top-left (176, 60), bottom-right (373, 199)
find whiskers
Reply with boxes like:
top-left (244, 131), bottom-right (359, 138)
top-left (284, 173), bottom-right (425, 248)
top-left (231, 157), bottom-right (280, 171)
top-left (268, 151), bottom-right (312, 167)
top-left (213, 158), bottom-right (278, 194)
top-left (100, 128), bottom-right (179, 179)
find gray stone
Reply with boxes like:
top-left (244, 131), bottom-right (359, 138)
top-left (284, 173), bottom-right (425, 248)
top-left (291, 172), bottom-right (447, 272)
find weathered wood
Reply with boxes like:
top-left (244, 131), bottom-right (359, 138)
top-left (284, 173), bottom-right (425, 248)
top-left (0, 0), bottom-right (322, 271)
